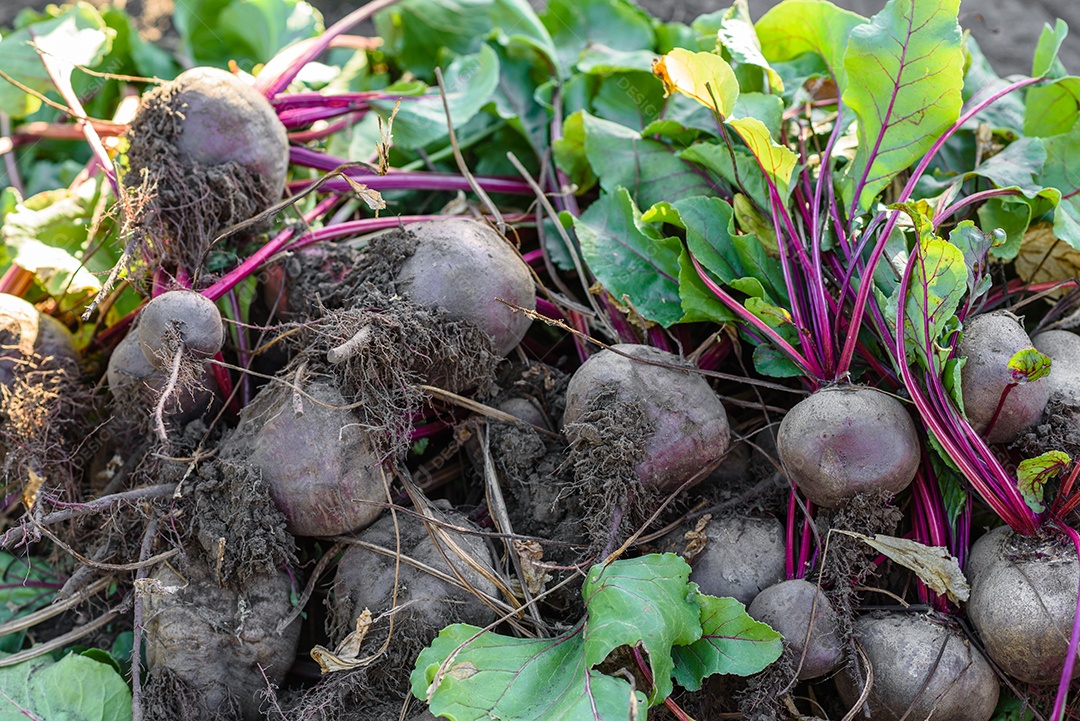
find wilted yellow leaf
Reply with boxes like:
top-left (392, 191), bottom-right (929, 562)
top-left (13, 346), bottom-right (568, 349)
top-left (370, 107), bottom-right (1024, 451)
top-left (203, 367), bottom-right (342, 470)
top-left (653, 48), bottom-right (739, 118)
top-left (1015, 222), bottom-right (1080, 297)
top-left (840, 531), bottom-right (970, 603)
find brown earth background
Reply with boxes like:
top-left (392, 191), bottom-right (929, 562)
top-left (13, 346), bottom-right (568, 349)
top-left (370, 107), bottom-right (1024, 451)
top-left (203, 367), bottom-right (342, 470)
top-left (1, 0), bottom-right (1078, 78)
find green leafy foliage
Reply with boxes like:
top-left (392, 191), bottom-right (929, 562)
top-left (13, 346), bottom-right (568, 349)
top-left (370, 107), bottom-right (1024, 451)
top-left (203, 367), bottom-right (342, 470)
top-left (0, 554), bottom-right (55, 654)
top-left (573, 188), bottom-right (683, 327)
top-left (755, 0), bottom-right (866, 87)
top-left (0, 652), bottom-right (132, 721)
top-left (174, 0), bottom-right (323, 69)
top-left (1016, 450), bottom-right (1070, 513)
top-left (842, 0), bottom-right (965, 212)
top-left (653, 48), bottom-right (739, 117)
top-left (0, 3), bottom-right (113, 119)
top-left (412, 554), bottom-right (781, 720)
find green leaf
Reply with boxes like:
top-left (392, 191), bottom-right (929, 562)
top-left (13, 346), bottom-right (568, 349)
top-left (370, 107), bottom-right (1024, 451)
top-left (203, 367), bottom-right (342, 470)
top-left (727, 117), bottom-right (796, 194)
top-left (0, 653), bottom-right (132, 721)
top-left (679, 141), bottom-right (771, 211)
top-left (896, 208), bottom-right (966, 372)
top-left (0, 3), bottom-right (112, 119)
top-left (0, 553), bottom-right (54, 654)
top-left (552, 110), bottom-right (596, 193)
top-left (371, 45), bottom-right (500, 149)
top-left (414, 554), bottom-right (713, 717)
top-left (755, 0), bottom-right (867, 87)
top-left (175, 0), bottom-right (322, 69)
top-left (374, 0), bottom-right (491, 76)
top-left (574, 188), bottom-right (684, 327)
top-left (716, 0), bottom-right (783, 92)
top-left (1016, 450), bottom-right (1070, 514)
top-left (1032, 19), bottom-right (1069, 79)
top-left (1024, 77), bottom-right (1080, 138)
top-left (591, 72), bottom-right (666, 131)
top-left (1007, 347), bottom-right (1052, 384)
top-left (541, 0), bottom-right (654, 76)
top-left (653, 48), bottom-right (739, 118)
top-left (1039, 123), bottom-right (1080, 249)
top-left (842, 0), bottom-right (964, 212)
top-left (673, 593), bottom-right (783, 691)
top-left (948, 222), bottom-right (994, 304)
top-left (677, 245), bottom-right (737, 323)
top-left (1, 179), bottom-right (117, 311)
top-left (582, 112), bottom-right (717, 209)
top-left (581, 554), bottom-right (702, 701)
top-left (752, 343), bottom-right (804, 378)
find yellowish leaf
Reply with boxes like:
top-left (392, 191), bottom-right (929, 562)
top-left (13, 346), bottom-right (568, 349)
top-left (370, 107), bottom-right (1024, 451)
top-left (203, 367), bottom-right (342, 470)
top-left (839, 531), bottom-right (970, 603)
top-left (652, 48), bottom-right (738, 118)
top-left (310, 608), bottom-right (375, 673)
top-left (728, 117), bottom-right (797, 189)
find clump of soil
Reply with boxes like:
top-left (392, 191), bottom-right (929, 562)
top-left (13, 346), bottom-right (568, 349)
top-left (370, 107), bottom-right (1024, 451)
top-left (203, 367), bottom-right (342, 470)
top-left (1014, 391), bottom-right (1080, 457)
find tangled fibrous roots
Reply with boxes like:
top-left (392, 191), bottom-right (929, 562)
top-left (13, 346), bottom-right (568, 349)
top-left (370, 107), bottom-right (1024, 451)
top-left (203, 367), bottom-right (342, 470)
top-left (303, 290), bottom-right (499, 453)
top-left (124, 81), bottom-right (274, 274)
top-left (563, 388), bottom-right (659, 549)
top-left (181, 448), bottom-right (296, 587)
top-left (143, 665), bottom-right (245, 721)
top-left (0, 354), bottom-right (94, 502)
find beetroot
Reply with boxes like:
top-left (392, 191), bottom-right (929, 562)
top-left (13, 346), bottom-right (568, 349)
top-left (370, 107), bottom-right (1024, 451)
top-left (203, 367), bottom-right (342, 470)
top-left (958, 312), bottom-right (1050, 444)
top-left (106, 330), bottom-right (216, 424)
top-left (137, 290), bottom-right (225, 367)
top-left (685, 515), bottom-right (786, 606)
top-left (396, 219), bottom-right (536, 355)
top-left (777, 385), bottom-right (920, 507)
top-left (1033, 329), bottom-right (1080, 402)
top-left (225, 378), bottom-right (385, 537)
top-left (562, 344), bottom-right (730, 493)
top-left (0, 293), bottom-right (77, 387)
top-left (747, 579), bottom-right (843, 680)
top-left (836, 612), bottom-right (998, 721)
top-left (967, 526), bottom-right (1080, 685)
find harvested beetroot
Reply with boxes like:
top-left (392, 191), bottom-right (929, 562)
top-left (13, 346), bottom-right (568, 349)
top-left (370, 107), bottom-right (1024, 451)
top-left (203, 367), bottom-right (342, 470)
top-left (330, 504), bottom-right (498, 695)
top-left (747, 579), bottom-right (842, 680)
top-left (124, 66), bottom-right (289, 267)
top-left (143, 558), bottom-right (301, 721)
top-left (836, 612), bottom-right (998, 721)
top-left (563, 344), bottom-right (730, 494)
top-left (967, 525), bottom-right (1080, 685)
top-left (225, 378), bottom-right (385, 537)
top-left (777, 385), bottom-right (919, 507)
top-left (958, 312), bottom-right (1050, 444)
top-left (0, 293), bottom-right (78, 387)
top-left (682, 515), bottom-right (786, 606)
top-left (396, 219), bottom-right (536, 355)
top-left (107, 330), bottom-right (216, 425)
top-left (1033, 329), bottom-right (1080, 402)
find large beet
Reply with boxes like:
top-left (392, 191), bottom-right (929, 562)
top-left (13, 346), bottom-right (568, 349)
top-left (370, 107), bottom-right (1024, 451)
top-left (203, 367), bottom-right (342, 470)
top-left (686, 515), bottom-right (786, 606)
top-left (836, 613), bottom-right (998, 721)
top-left (144, 559), bottom-right (301, 720)
top-left (0, 293), bottom-right (77, 387)
top-left (1033, 329), bottom-right (1080, 402)
top-left (562, 344), bottom-right (730, 493)
top-left (396, 219), bottom-right (536, 355)
top-left (226, 379), bottom-right (385, 537)
top-left (777, 385), bottom-right (919, 507)
top-left (748, 579), bottom-right (843, 680)
top-left (967, 526), bottom-right (1080, 685)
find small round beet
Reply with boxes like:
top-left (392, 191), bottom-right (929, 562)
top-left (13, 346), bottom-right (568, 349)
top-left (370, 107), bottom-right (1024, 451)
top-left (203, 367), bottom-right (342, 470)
top-left (959, 311), bottom-right (1049, 444)
top-left (107, 331), bottom-right (216, 423)
top-left (138, 290), bottom-right (224, 367)
top-left (396, 219), bottom-right (536, 355)
top-left (562, 344), bottom-right (730, 493)
top-left (836, 613), bottom-right (998, 721)
top-left (748, 579), bottom-right (843, 680)
top-left (967, 526), bottom-right (1080, 685)
top-left (777, 385), bottom-right (919, 507)
top-left (687, 515), bottom-right (786, 606)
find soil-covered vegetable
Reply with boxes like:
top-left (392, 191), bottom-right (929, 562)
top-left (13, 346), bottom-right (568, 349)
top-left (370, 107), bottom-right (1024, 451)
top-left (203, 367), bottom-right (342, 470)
top-left (563, 344), bottom-right (730, 494)
top-left (1033, 329), bottom-right (1080, 402)
top-left (137, 290), bottom-right (225, 366)
top-left (225, 378), bottom-right (385, 537)
top-left (676, 515), bottom-right (786, 606)
top-left (777, 386), bottom-right (920, 507)
top-left (958, 312), bottom-right (1050, 444)
top-left (396, 219), bottom-right (536, 356)
top-left (967, 526), bottom-right (1080, 685)
top-left (0, 293), bottom-right (78, 387)
top-left (144, 558), bottom-right (302, 720)
top-left (836, 612), bottom-right (999, 721)
top-left (106, 329), bottom-right (217, 425)
top-left (747, 579), bottom-right (843, 681)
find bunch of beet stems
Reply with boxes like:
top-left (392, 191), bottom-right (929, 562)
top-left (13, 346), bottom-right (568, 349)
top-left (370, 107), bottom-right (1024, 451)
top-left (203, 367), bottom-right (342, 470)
top-left (692, 59), bottom-right (1080, 713)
